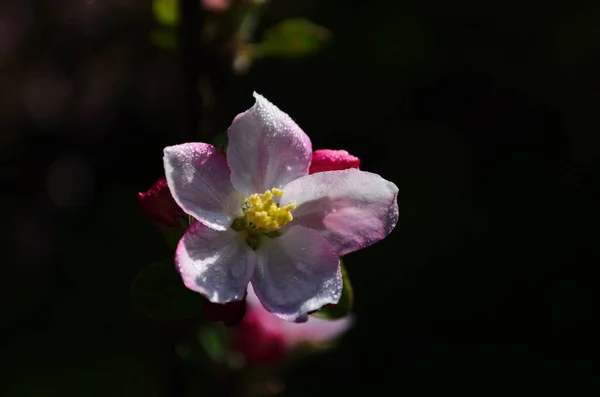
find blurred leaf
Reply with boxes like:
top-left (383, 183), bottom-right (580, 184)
top-left (311, 261), bottom-right (353, 320)
top-left (149, 28), bottom-right (177, 52)
top-left (233, 47), bottom-right (253, 74)
top-left (210, 132), bottom-right (229, 154)
top-left (175, 326), bottom-right (234, 373)
top-left (152, 0), bottom-right (179, 27)
top-left (131, 262), bottom-right (204, 320)
top-left (6, 353), bottom-right (165, 397)
top-left (160, 228), bottom-right (184, 250)
top-left (253, 18), bottom-right (331, 60)
top-left (198, 326), bottom-right (228, 364)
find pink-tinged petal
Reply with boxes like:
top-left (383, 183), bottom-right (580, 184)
top-left (251, 225), bottom-right (342, 322)
top-left (175, 221), bottom-right (255, 303)
top-left (163, 143), bottom-right (243, 231)
top-left (137, 177), bottom-right (184, 228)
top-left (246, 285), bottom-right (353, 347)
top-left (281, 169), bottom-right (399, 256)
top-left (282, 314), bottom-right (354, 344)
top-left (309, 149), bottom-right (360, 174)
top-left (226, 92), bottom-right (312, 196)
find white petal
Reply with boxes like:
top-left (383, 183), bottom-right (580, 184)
top-left (281, 168), bottom-right (399, 256)
top-left (226, 92), bottom-right (312, 196)
top-left (175, 221), bottom-right (256, 303)
top-left (163, 143), bottom-right (243, 231)
top-left (251, 226), bottom-right (342, 322)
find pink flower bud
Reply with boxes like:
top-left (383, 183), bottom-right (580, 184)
top-left (233, 310), bottom-right (287, 365)
top-left (232, 286), bottom-right (353, 365)
top-left (201, 0), bottom-right (230, 12)
top-left (309, 149), bottom-right (360, 174)
top-left (137, 177), bottom-right (183, 228)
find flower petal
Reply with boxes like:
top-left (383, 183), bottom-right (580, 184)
top-left (246, 284), bottom-right (353, 346)
top-left (163, 143), bottom-right (242, 231)
top-left (281, 168), bottom-right (399, 256)
top-left (309, 149), bottom-right (360, 174)
top-left (281, 314), bottom-right (354, 345)
top-left (175, 221), bottom-right (256, 303)
top-left (251, 225), bottom-right (342, 322)
top-left (226, 92), bottom-right (312, 196)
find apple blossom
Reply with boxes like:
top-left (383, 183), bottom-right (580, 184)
top-left (163, 92), bottom-right (398, 322)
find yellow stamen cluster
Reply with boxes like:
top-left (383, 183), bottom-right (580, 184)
top-left (243, 188), bottom-right (296, 233)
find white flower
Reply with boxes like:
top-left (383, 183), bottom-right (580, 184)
top-left (163, 93), bottom-right (398, 322)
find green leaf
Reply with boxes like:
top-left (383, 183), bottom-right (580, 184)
top-left (152, 0), bottom-right (179, 27)
top-left (197, 326), bottom-right (228, 364)
top-left (253, 18), bottom-right (331, 60)
top-left (311, 261), bottom-right (353, 320)
top-left (130, 262), bottom-right (204, 320)
top-left (160, 228), bottom-right (184, 250)
top-left (210, 132), bottom-right (228, 154)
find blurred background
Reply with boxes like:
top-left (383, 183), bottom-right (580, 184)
top-left (1, 0), bottom-right (598, 395)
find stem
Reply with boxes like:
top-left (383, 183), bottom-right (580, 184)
top-left (197, 1), bottom-right (266, 141)
top-left (170, 1), bottom-right (203, 395)
top-left (168, 332), bottom-right (188, 397)
top-left (179, 0), bottom-right (203, 142)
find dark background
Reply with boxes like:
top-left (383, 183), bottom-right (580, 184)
top-left (1, 0), bottom-right (598, 394)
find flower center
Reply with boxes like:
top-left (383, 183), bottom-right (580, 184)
top-left (242, 188), bottom-right (296, 233)
top-left (230, 188), bottom-right (297, 250)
